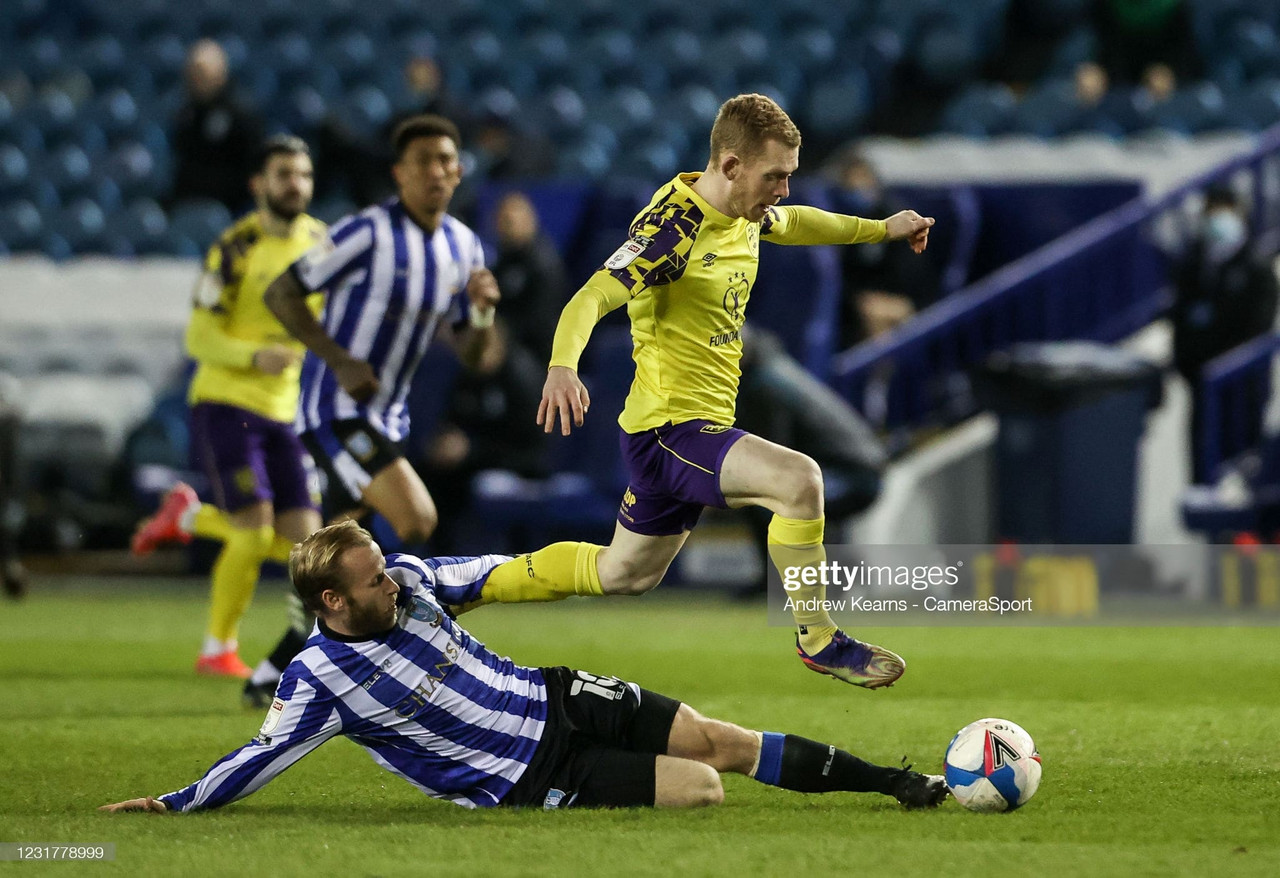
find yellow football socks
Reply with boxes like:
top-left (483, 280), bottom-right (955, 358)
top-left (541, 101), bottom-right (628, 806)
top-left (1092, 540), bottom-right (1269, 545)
top-left (478, 542), bottom-right (604, 606)
top-left (206, 525), bottom-right (273, 643)
top-left (767, 514), bottom-right (838, 654)
top-left (268, 532), bottom-right (294, 563)
top-left (191, 504), bottom-right (231, 542)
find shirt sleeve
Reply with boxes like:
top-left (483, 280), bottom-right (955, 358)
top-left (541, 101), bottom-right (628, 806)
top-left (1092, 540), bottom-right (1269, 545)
top-left (157, 672), bottom-right (342, 813)
top-left (185, 244), bottom-right (259, 368)
top-left (386, 552), bottom-right (514, 607)
top-left (290, 215), bottom-right (374, 293)
top-left (547, 271), bottom-right (632, 371)
top-left (446, 232), bottom-right (488, 329)
top-left (760, 205), bottom-right (886, 246)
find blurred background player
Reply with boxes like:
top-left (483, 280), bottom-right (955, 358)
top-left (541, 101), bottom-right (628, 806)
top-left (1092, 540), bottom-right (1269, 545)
top-left (502, 94), bottom-right (932, 688)
top-left (101, 521), bottom-right (947, 815)
top-left (240, 114), bottom-right (501, 705)
top-left (132, 135), bottom-right (326, 677)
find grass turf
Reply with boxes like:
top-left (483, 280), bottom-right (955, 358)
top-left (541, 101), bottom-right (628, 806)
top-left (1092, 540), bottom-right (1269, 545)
top-left (2, 577), bottom-right (1278, 877)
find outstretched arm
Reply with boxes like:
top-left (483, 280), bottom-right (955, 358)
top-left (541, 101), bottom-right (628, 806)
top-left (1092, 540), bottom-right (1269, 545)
top-left (99, 796), bottom-right (168, 814)
top-left (100, 676), bottom-right (340, 814)
top-left (537, 272), bottom-right (630, 436)
top-left (762, 205), bottom-right (934, 253)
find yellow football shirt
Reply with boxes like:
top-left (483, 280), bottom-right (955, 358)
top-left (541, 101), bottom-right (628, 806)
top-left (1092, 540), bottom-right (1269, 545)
top-left (186, 211), bottom-right (327, 423)
top-left (549, 172), bottom-right (887, 432)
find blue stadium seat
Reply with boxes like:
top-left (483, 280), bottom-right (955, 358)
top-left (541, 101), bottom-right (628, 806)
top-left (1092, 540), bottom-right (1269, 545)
top-left (940, 84), bottom-right (1017, 137)
top-left (116, 198), bottom-right (170, 256)
top-left (704, 28), bottom-right (770, 78)
top-left (322, 31), bottom-right (378, 87)
top-left (105, 141), bottom-right (166, 202)
top-left (1150, 84), bottom-right (1227, 134)
top-left (88, 88), bottom-right (142, 144)
top-left (168, 199), bottom-right (233, 253)
top-left (1224, 18), bottom-right (1280, 81)
top-left (915, 21), bottom-right (982, 88)
top-left (275, 86), bottom-right (330, 137)
top-left (330, 85), bottom-right (392, 145)
top-left (75, 34), bottom-right (129, 90)
top-left (1010, 80), bottom-right (1084, 138)
top-left (1094, 87), bottom-right (1157, 135)
top-left (581, 29), bottom-right (639, 88)
top-left (0, 199), bottom-right (44, 252)
top-left (612, 140), bottom-right (682, 185)
top-left (804, 73), bottom-right (874, 141)
top-left (1222, 80), bottom-right (1280, 131)
top-left (48, 198), bottom-right (111, 255)
top-left (24, 90), bottom-right (77, 144)
top-left (589, 87), bottom-right (656, 142)
top-left (141, 33), bottom-right (188, 94)
top-left (530, 85), bottom-right (587, 140)
top-left (42, 144), bottom-right (95, 200)
top-left (18, 35), bottom-right (64, 85)
top-left (667, 84), bottom-right (723, 133)
top-left (781, 27), bottom-right (839, 78)
top-left (0, 144), bottom-right (30, 199)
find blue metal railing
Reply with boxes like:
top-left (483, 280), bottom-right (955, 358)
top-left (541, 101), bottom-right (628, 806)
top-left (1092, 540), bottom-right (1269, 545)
top-left (1200, 334), bottom-right (1280, 481)
top-left (829, 125), bottom-right (1280, 429)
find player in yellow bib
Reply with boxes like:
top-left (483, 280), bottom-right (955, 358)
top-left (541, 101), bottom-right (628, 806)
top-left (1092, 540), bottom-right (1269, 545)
top-left (132, 135), bottom-right (326, 678)
top-left (476, 95), bottom-right (933, 689)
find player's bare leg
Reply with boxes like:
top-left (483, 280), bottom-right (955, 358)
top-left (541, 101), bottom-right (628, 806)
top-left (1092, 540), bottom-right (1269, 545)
top-left (720, 434), bottom-right (904, 688)
top-left (360, 458), bottom-right (439, 546)
top-left (596, 524), bottom-right (690, 596)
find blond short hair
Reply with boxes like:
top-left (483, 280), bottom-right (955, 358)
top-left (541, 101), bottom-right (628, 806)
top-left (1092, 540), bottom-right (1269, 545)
top-left (289, 520), bottom-right (373, 614)
top-left (708, 93), bottom-right (802, 163)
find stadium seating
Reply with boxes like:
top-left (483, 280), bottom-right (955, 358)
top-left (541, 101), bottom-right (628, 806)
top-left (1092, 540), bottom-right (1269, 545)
top-left (5, 0), bottom-right (1280, 254)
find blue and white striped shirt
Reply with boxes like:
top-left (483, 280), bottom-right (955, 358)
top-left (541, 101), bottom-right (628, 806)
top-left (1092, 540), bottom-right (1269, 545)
top-left (290, 198), bottom-right (485, 442)
top-left (158, 552), bottom-right (550, 812)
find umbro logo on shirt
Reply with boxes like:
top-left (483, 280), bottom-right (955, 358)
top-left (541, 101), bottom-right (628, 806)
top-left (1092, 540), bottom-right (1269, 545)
top-left (702, 252), bottom-right (718, 267)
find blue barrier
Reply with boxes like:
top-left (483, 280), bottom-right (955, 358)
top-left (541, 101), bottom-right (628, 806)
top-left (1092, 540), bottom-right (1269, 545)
top-left (1200, 333), bottom-right (1280, 481)
top-left (830, 124), bottom-right (1280, 429)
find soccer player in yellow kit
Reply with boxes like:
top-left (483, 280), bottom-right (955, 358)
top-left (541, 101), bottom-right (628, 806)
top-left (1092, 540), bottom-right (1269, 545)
top-left (483, 95), bottom-right (933, 688)
top-left (132, 135), bottom-right (326, 677)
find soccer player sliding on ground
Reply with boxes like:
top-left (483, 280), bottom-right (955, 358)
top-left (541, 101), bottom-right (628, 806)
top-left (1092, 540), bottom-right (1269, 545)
top-left (101, 521), bottom-right (947, 813)
top-left (487, 94), bottom-right (933, 688)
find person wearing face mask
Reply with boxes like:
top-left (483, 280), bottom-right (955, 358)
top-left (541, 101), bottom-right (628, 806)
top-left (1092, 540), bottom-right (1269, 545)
top-left (828, 148), bottom-right (941, 347)
top-left (1170, 187), bottom-right (1278, 483)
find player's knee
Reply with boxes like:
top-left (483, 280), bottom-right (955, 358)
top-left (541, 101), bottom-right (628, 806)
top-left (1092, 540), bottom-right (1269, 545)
top-left (598, 551), bottom-right (665, 595)
top-left (393, 508), bottom-right (438, 546)
top-left (687, 763), bottom-right (724, 807)
top-left (777, 454), bottom-right (823, 516)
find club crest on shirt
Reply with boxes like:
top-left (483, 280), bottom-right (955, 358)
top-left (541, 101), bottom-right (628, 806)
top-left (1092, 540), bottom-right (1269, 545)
top-left (604, 234), bottom-right (654, 270)
top-left (407, 594), bottom-right (442, 627)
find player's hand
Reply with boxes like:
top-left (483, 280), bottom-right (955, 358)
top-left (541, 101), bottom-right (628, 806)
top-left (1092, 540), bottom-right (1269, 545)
top-left (883, 210), bottom-right (935, 254)
top-left (99, 796), bottom-right (167, 814)
top-left (332, 355), bottom-right (380, 403)
top-left (252, 344), bottom-right (300, 376)
top-left (538, 365), bottom-right (591, 436)
top-left (466, 268), bottom-right (501, 325)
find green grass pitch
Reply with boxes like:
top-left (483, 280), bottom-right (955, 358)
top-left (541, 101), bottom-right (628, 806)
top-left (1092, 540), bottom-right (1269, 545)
top-left (3, 577), bottom-right (1278, 877)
